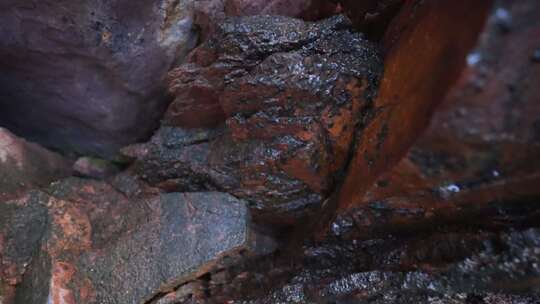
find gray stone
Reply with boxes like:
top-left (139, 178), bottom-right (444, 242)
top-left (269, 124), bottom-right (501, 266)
top-left (6, 178), bottom-right (275, 303)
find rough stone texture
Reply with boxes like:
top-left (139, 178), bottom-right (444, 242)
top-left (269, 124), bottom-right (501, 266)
top-left (0, 128), bottom-right (71, 201)
top-left (0, 191), bottom-right (49, 290)
top-left (0, 178), bottom-right (274, 304)
top-left (193, 0), bottom-right (339, 41)
top-left (128, 15), bottom-right (382, 220)
top-left (0, 0), bottom-right (198, 157)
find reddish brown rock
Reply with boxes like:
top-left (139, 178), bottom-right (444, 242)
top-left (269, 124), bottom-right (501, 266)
top-left (0, 128), bottom-right (71, 201)
top-left (332, 0), bottom-right (540, 240)
top-left (302, 0), bottom-right (493, 237)
top-left (132, 15), bottom-right (382, 220)
top-left (230, 228), bottom-right (540, 303)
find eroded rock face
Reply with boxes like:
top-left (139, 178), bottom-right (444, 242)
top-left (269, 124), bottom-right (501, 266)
top-left (0, 128), bottom-right (71, 201)
top-left (0, 178), bottom-right (274, 304)
top-left (128, 15), bottom-right (382, 220)
top-left (0, 0), bottom-right (198, 157)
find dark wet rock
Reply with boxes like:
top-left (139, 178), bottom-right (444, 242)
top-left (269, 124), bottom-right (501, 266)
top-left (0, 0), bottom-right (198, 157)
top-left (1, 178), bottom-right (275, 303)
top-left (339, 0), bottom-right (404, 39)
top-left (300, 0), bottom-right (493, 238)
top-left (193, 0), bottom-right (339, 41)
top-left (0, 128), bottom-right (72, 201)
top-left (230, 229), bottom-right (540, 303)
top-left (129, 15), bottom-right (382, 220)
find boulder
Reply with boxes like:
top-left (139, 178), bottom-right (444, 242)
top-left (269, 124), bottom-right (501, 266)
top-left (0, 0), bottom-right (198, 157)
top-left (0, 178), bottom-right (274, 304)
top-left (129, 15), bottom-right (382, 220)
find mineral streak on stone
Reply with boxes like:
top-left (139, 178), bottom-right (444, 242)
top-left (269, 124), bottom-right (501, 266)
top-left (1, 178), bottom-right (274, 304)
top-left (0, 0), bottom-right (198, 157)
top-left (0, 128), bottom-right (71, 201)
top-left (132, 15), bottom-right (382, 219)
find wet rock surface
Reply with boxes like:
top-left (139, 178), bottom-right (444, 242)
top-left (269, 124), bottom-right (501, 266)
top-left (0, 128), bottom-right (71, 201)
top-left (193, 0), bottom-right (339, 40)
top-left (233, 229), bottom-right (540, 303)
top-left (129, 15), bottom-right (382, 220)
top-left (0, 0), bottom-right (197, 157)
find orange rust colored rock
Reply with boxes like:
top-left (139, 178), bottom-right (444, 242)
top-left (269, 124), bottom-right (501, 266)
top-left (306, 0), bottom-right (493, 236)
top-left (332, 0), bottom-right (540, 239)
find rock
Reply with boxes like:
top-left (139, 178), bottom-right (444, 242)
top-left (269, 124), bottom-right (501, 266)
top-left (73, 157), bottom-right (119, 179)
top-left (194, 228), bottom-right (540, 303)
top-left (0, 0), bottom-right (198, 157)
top-left (332, 0), bottom-right (540, 240)
top-left (0, 191), bottom-right (49, 291)
top-left (131, 15), bottom-right (382, 220)
top-left (1, 178), bottom-right (275, 303)
top-left (0, 128), bottom-right (71, 201)
top-left (193, 0), bottom-right (339, 40)
top-left (304, 0), bottom-right (493, 237)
